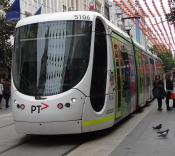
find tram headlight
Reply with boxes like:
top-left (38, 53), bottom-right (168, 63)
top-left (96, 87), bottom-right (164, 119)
top-left (71, 98), bottom-right (77, 103)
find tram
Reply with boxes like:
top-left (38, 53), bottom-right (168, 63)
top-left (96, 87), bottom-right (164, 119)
top-left (11, 11), bottom-right (163, 134)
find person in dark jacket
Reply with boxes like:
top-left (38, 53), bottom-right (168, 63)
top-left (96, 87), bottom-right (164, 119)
top-left (172, 71), bottom-right (175, 108)
top-left (165, 72), bottom-right (173, 111)
top-left (153, 75), bottom-right (165, 111)
top-left (3, 78), bottom-right (10, 108)
top-left (0, 78), bottom-right (3, 109)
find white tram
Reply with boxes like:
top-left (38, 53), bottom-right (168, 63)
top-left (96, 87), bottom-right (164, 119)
top-left (11, 11), bottom-right (163, 134)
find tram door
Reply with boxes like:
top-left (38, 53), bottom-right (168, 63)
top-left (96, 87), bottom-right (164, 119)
top-left (112, 36), bottom-right (122, 119)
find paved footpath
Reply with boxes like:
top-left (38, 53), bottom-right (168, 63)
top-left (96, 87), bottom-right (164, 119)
top-left (0, 97), bottom-right (12, 115)
top-left (110, 100), bottom-right (175, 156)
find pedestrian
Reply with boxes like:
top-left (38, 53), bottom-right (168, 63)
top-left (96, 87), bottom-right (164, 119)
top-left (172, 71), bottom-right (175, 108)
top-left (3, 78), bottom-right (10, 108)
top-left (165, 72), bottom-right (173, 111)
top-left (152, 75), bottom-right (166, 111)
top-left (0, 78), bottom-right (3, 109)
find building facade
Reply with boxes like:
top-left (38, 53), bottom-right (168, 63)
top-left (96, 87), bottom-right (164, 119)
top-left (20, 0), bottom-right (59, 18)
top-left (108, 0), bottom-right (146, 48)
top-left (8, 0), bottom-right (108, 20)
top-left (58, 0), bottom-right (109, 19)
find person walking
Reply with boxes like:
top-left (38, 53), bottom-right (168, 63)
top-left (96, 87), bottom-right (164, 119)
top-left (0, 79), bottom-right (3, 109)
top-left (172, 71), bottom-right (175, 108)
top-left (153, 75), bottom-right (165, 111)
top-left (3, 78), bottom-right (10, 108)
top-left (165, 72), bottom-right (173, 111)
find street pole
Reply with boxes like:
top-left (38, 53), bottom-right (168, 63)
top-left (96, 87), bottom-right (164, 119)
top-left (121, 16), bottom-right (140, 35)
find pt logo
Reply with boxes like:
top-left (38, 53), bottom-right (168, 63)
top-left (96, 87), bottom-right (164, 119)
top-left (31, 103), bottom-right (48, 113)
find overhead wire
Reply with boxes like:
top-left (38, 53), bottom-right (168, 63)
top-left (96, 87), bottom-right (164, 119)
top-left (143, 0), bottom-right (169, 50)
top-left (159, 0), bottom-right (175, 50)
top-left (113, 0), bottom-right (175, 53)
top-left (129, 0), bottom-right (160, 48)
top-left (135, 0), bottom-right (163, 51)
top-left (115, 0), bottom-right (163, 52)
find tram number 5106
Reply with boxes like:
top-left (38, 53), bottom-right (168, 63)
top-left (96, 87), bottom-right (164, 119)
top-left (74, 15), bottom-right (90, 20)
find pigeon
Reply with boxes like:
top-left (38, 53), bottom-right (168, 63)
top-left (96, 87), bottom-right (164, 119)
top-left (152, 124), bottom-right (162, 130)
top-left (157, 129), bottom-right (169, 137)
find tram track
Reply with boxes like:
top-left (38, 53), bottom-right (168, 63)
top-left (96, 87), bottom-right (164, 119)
top-left (0, 134), bottom-right (84, 156)
top-left (0, 113), bottom-right (14, 128)
top-left (0, 137), bottom-right (30, 155)
top-left (0, 113), bottom-right (30, 155)
top-left (0, 113), bottom-right (82, 156)
top-left (0, 115), bottom-right (83, 156)
top-left (0, 125), bottom-right (110, 156)
top-left (0, 123), bottom-right (14, 129)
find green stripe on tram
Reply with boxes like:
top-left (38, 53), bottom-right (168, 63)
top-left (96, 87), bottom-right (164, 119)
top-left (82, 115), bottom-right (115, 127)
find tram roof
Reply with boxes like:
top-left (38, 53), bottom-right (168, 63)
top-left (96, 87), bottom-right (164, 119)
top-left (16, 11), bottom-right (131, 43)
top-left (16, 11), bottom-right (129, 37)
top-left (16, 11), bottom-right (99, 27)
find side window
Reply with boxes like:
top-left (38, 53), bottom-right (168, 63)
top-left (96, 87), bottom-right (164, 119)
top-left (121, 45), bottom-right (130, 91)
top-left (150, 58), bottom-right (155, 78)
top-left (145, 56), bottom-right (150, 86)
top-left (120, 44), bottom-right (131, 106)
top-left (90, 18), bottom-right (107, 112)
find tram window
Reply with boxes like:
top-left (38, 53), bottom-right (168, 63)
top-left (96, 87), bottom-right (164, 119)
top-left (121, 45), bottom-right (130, 90)
top-left (90, 18), bottom-right (107, 112)
top-left (13, 20), bottom-right (92, 96)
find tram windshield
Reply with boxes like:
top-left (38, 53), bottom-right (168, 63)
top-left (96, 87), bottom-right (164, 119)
top-left (12, 20), bottom-right (92, 96)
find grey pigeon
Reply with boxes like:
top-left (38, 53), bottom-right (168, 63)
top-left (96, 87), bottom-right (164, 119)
top-left (157, 129), bottom-right (169, 137)
top-left (152, 124), bottom-right (162, 130)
